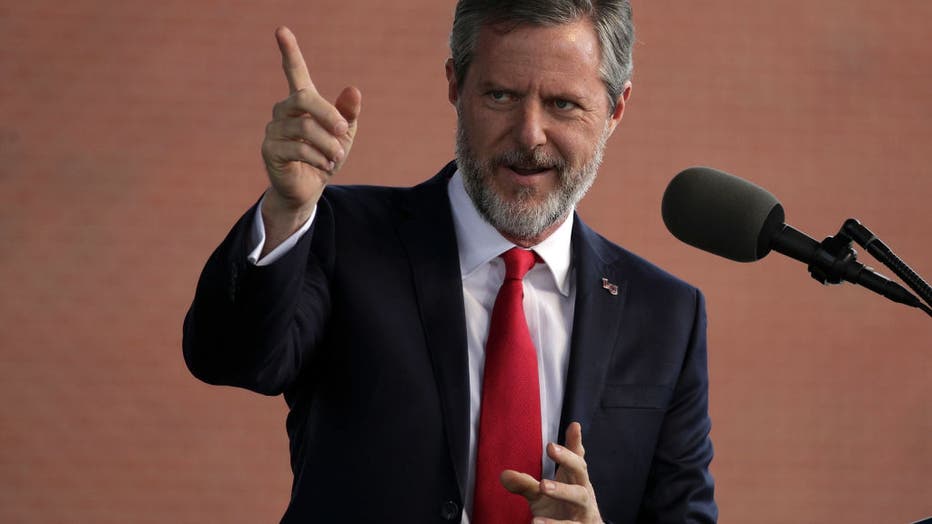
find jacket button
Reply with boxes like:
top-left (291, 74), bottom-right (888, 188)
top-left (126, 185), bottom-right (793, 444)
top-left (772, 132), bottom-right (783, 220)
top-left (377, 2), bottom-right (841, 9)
top-left (439, 500), bottom-right (460, 520)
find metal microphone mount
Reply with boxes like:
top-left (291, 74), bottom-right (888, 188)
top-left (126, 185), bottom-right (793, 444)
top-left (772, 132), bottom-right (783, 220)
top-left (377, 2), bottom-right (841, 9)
top-left (808, 219), bottom-right (931, 317)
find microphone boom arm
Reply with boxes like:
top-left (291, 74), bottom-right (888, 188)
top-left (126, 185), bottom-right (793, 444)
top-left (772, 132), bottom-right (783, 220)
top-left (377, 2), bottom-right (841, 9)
top-left (842, 219), bottom-right (932, 309)
top-left (772, 222), bottom-right (932, 317)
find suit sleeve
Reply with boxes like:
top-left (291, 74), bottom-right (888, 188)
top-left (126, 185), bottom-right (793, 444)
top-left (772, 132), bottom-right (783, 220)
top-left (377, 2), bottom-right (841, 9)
top-left (182, 196), bottom-right (335, 395)
top-left (637, 289), bottom-right (718, 523)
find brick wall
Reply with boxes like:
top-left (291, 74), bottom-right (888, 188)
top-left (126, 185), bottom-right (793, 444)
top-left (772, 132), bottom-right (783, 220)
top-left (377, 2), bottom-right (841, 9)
top-left (1, 1), bottom-right (929, 522)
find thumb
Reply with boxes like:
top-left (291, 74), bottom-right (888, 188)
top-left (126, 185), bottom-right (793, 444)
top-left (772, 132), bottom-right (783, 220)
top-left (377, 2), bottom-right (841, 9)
top-left (335, 86), bottom-right (362, 125)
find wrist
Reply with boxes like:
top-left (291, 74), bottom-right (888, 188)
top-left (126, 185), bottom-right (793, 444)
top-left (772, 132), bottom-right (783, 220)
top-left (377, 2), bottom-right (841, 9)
top-left (263, 187), bottom-right (316, 224)
top-left (259, 188), bottom-right (317, 257)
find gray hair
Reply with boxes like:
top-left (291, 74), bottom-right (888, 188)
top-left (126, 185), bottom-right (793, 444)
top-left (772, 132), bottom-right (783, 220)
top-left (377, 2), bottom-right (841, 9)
top-left (449, 0), bottom-right (634, 112)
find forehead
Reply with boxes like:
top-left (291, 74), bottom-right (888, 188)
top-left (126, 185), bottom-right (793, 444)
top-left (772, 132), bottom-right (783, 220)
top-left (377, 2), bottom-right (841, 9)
top-left (469, 18), bottom-right (604, 92)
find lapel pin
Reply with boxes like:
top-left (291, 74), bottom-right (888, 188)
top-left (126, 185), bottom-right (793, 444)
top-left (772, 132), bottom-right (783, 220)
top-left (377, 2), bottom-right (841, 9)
top-left (601, 277), bottom-right (619, 296)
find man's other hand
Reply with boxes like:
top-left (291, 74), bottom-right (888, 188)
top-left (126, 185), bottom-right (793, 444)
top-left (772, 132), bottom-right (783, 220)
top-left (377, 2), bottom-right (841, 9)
top-left (501, 422), bottom-right (604, 524)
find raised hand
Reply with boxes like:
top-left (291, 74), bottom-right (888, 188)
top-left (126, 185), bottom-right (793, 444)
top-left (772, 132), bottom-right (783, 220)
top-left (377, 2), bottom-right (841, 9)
top-left (500, 422), bottom-right (604, 524)
top-left (260, 26), bottom-right (362, 250)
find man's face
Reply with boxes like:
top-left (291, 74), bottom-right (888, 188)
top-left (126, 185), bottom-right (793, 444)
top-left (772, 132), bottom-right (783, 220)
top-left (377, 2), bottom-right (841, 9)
top-left (448, 18), bottom-right (630, 244)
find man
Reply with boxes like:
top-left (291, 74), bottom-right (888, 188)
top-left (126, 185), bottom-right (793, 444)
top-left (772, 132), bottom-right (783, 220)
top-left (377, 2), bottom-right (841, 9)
top-left (184, 1), bottom-right (716, 522)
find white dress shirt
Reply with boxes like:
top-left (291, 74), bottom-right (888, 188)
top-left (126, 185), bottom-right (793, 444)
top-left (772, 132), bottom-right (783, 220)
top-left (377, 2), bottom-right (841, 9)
top-left (248, 172), bottom-right (576, 522)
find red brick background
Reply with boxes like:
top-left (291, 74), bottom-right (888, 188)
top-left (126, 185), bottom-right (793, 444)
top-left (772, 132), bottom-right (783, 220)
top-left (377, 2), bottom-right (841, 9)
top-left (1, 1), bottom-right (929, 522)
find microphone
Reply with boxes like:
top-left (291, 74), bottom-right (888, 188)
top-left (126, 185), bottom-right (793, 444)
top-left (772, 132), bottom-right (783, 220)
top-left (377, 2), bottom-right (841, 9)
top-left (661, 166), bottom-right (925, 309)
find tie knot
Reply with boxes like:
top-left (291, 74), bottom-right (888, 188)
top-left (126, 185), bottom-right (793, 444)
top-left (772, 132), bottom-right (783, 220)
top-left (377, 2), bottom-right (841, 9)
top-left (501, 248), bottom-right (538, 280)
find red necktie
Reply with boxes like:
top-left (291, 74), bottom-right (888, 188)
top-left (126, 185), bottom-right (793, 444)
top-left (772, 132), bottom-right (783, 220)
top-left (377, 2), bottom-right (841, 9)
top-left (473, 248), bottom-right (542, 524)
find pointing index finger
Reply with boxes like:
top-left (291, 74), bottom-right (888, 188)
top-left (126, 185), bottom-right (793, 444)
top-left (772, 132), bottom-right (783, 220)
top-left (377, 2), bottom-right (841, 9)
top-left (275, 26), bottom-right (315, 94)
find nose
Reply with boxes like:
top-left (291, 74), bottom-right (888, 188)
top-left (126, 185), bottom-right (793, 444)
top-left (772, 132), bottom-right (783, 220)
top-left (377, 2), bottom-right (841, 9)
top-left (513, 100), bottom-right (547, 151)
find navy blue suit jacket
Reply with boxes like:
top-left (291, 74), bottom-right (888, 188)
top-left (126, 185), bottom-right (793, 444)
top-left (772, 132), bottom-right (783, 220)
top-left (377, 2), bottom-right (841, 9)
top-left (183, 162), bottom-right (716, 523)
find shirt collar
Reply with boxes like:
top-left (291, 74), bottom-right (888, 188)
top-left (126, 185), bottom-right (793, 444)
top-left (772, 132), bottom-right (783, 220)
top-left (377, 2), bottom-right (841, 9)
top-left (447, 169), bottom-right (574, 296)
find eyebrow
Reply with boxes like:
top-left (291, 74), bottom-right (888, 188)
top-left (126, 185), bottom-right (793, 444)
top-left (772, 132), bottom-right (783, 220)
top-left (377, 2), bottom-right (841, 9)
top-left (476, 79), bottom-right (516, 92)
top-left (476, 79), bottom-right (590, 103)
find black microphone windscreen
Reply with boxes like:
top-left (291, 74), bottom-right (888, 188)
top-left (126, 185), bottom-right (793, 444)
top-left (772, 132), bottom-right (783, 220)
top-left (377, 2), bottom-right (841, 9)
top-left (662, 167), bottom-right (784, 262)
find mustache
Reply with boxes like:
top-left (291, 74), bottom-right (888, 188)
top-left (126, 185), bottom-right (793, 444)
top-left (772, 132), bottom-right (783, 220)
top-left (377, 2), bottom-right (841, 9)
top-left (492, 148), bottom-right (567, 171)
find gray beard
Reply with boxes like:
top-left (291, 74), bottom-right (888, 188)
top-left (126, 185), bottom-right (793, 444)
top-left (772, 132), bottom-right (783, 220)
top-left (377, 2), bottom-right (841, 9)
top-left (455, 121), bottom-right (609, 242)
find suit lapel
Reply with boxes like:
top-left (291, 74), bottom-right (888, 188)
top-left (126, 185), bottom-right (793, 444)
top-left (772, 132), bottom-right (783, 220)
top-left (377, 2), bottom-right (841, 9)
top-left (558, 219), bottom-right (628, 441)
top-left (395, 163), bottom-right (471, 497)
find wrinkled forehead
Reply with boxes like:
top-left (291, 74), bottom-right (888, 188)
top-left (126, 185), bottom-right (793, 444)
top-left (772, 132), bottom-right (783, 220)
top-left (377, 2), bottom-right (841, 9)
top-left (470, 18), bottom-right (603, 77)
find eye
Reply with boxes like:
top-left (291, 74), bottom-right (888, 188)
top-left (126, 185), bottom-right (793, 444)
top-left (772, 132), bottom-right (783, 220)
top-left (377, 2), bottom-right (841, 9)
top-left (488, 90), bottom-right (513, 103)
top-left (553, 99), bottom-right (578, 111)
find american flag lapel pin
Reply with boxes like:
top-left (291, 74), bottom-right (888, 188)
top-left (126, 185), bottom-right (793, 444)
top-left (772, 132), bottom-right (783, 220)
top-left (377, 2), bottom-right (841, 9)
top-left (601, 277), bottom-right (619, 296)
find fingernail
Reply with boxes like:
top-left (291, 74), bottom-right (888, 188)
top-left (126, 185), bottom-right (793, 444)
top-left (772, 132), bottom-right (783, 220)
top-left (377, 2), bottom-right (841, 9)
top-left (542, 480), bottom-right (555, 492)
top-left (335, 147), bottom-right (345, 162)
top-left (533, 519), bottom-right (545, 524)
top-left (327, 160), bottom-right (336, 171)
top-left (334, 120), bottom-right (348, 135)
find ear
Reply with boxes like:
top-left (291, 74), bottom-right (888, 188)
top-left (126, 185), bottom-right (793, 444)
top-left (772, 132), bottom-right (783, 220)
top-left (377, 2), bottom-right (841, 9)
top-left (606, 81), bottom-right (632, 136)
top-left (445, 58), bottom-right (459, 105)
